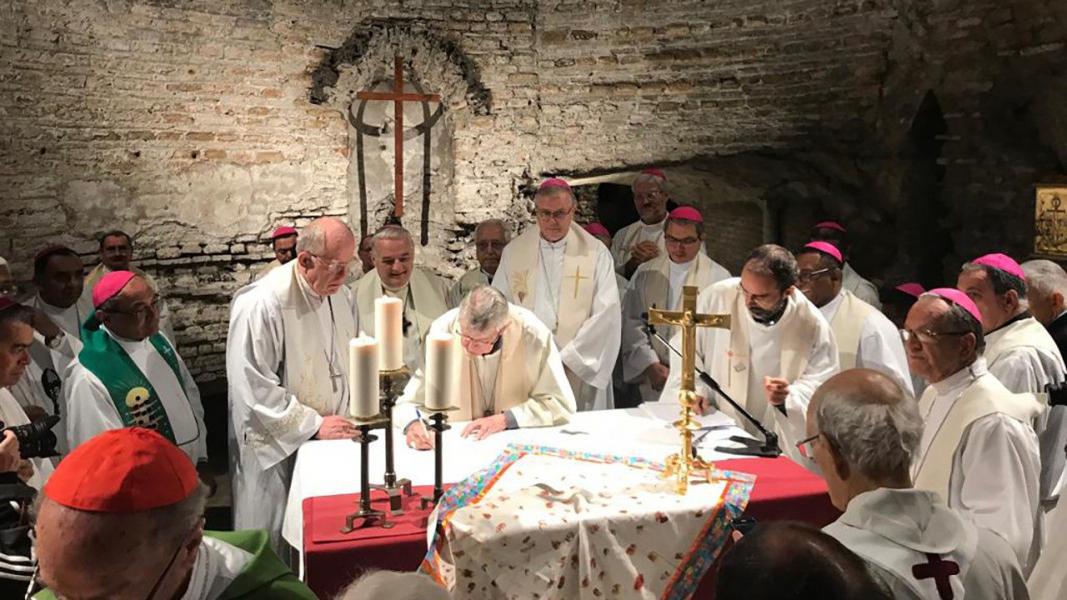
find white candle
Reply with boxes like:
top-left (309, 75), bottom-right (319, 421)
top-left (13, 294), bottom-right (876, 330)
top-left (375, 297), bottom-right (404, 371)
top-left (349, 337), bottom-right (380, 418)
top-left (424, 333), bottom-right (460, 410)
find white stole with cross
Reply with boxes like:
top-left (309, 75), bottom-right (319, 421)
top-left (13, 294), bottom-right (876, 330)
top-left (269, 261), bottom-right (357, 416)
top-left (501, 224), bottom-right (598, 349)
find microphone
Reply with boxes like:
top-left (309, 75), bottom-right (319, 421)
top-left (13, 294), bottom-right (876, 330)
top-left (641, 313), bottom-right (782, 458)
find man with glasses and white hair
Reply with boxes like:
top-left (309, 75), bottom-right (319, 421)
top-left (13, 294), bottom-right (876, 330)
top-left (448, 219), bottom-right (511, 307)
top-left (65, 270), bottom-right (207, 464)
top-left (806, 369), bottom-right (1028, 600)
top-left (612, 168), bottom-right (671, 278)
top-left (226, 216), bottom-right (361, 553)
top-left (660, 244), bottom-right (838, 464)
top-left (494, 178), bottom-right (621, 412)
top-left (31, 427), bottom-right (315, 599)
top-left (621, 207), bottom-right (730, 404)
top-left (403, 285), bottom-right (575, 448)
top-left (355, 225), bottom-right (450, 371)
top-left (902, 288), bottom-right (1043, 573)
top-left (795, 242), bottom-right (912, 397)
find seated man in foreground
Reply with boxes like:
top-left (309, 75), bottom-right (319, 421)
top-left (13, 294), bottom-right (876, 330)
top-left (404, 285), bottom-right (576, 448)
top-left (32, 427), bottom-right (315, 599)
top-left (808, 369), bottom-right (1028, 599)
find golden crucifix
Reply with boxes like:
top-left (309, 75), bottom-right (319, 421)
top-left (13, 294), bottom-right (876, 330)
top-left (648, 285), bottom-right (731, 494)
top-left (565, 265), bottom-right (588, 299)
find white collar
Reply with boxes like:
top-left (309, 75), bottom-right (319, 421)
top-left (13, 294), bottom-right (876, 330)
top-left (638, 217), bottom-right (666, 230)
top-left (819, 290), bottom-right (846, 321)
top-left (539, 234), bottom-right (568, 250)
top-left (930, 358), bottom-right (988, 396)
top-left (669, 257), bottom-right (695, 275)
top-left (101, 324), bottom-right (149, 347)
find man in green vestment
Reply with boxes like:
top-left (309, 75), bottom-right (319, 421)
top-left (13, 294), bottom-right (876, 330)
top-left (31, 427), bottom-right (315, 599)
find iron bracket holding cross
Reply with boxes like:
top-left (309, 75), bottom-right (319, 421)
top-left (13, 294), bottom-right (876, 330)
top-left (648, 285), bottom-right (730, 495)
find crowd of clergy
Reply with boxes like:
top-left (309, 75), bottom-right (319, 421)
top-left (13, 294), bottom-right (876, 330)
top-left (1, 167), bottom-right (1067, 598)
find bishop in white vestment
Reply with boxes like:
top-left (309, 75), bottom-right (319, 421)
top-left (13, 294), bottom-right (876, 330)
top-left (660, 245), bottom-right (838, 463)
top-left (65, 272), bottom-right (206, 463)
top-left (806, 369), bottom-right (1028, 600)
top-left (493, 179), bottom-right (621, 412)
top-left (905, 289), bottom-right (1043, 573)
top-left (796, 242), bottom-right (913, 396)
top-left (610, 169), bottom-right (670, 278)
top-left (958, 253), bottom-right (1067, 504)
top-left (226, 217), bottom-right (362, 552)
top-left (403, 287), bottom-right (575, 448)
top-left (355, 226), bottom-right (450, 370)
top-left (621, 207), bottom-right (730, 404)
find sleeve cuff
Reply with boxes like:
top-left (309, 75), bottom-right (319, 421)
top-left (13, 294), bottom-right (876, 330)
top-left (504, 410), bottom-right (519, 430)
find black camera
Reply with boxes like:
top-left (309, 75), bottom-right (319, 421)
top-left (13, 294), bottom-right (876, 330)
top-left (0, 415), bottom-right (60, 459)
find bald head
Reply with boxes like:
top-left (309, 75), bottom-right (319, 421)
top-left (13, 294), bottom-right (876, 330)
top-left (295, 217), bottom-right (356, 296)
top-left (297, 217), bottom-right (355, 257)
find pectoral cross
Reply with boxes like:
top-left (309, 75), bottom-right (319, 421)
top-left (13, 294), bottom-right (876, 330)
top-left (564, 265), bottom-right (588, 299)
top-left (648, 285), bottom-right (731, 494)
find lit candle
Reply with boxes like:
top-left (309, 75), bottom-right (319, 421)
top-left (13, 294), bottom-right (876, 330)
top-left (349, 337), bottom-right (380, 418)
top-left (375, 296), bottom-right (404, 370)
top-left (425, 333), bottom-right (459, 410)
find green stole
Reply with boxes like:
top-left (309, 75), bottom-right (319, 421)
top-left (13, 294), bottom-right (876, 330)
top-left (77, 315), bottom-right (186, 444)
top-left (34, 530), bottom-right (316, 600)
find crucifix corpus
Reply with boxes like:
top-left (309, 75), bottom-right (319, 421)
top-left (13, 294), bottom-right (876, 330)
top-left (648, 285), bottom-right (730, 495)
top-left (355, 56), bottom-right (440, 220)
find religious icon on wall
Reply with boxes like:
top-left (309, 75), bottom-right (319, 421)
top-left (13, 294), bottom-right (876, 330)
top-left (1035, 184), bottom-right (1067, 257)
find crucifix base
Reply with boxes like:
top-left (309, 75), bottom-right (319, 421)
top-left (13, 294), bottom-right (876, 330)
top-left (660, 390), bottom-right (717, 495)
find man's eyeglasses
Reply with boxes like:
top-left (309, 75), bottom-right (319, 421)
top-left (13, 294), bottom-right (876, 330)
top-left (665, 234), bottom-right (700, 247)
top-left (796, 433), bottom-right (820, 460)
top-left (309, 254), bottom-right (355, 276)
top-left (476, 240), bottom-right (507, 253)
top-left (105, 297), bottom-right (159, 319)
top-left (533, 207), bottom-right (573, 222)
top-left (797, 268), bottom-right (832, 283)
top-left (899, 328), bottom-right (970, 345)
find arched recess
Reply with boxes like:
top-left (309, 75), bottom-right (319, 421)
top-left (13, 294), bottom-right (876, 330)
top-left (902, 91), bottom-right (950, 287)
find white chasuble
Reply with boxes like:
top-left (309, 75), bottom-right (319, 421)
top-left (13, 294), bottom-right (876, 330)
top-left (610, 218), bottom-right (667, 274)
top-left (659, 278), bottom-right (838, 464)
top-left (65, 327), bottom-right (206, 461)
top-left (226, 261), bottom-right (359, 551)
top-left (0, 388), bottom-right (53, 491)
top-left (621, 254), bottom-right (730, 403)
top-left (820, 290), bottom-right (914, 397)
top-left (911, 360), bottom-right (1043, 572)
top-left (355, 267), bottom-right (450, 370)
top-left (824, 488), bottom-right (1027, 600)
top-left (983, 315), bottom-right (1067, 503)
top-left (493, 224), bottom-right (621, 411)
top-left (403, 305), bottom-right (575, 427)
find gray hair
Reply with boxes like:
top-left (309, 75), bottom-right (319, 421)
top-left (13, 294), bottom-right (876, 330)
top-left (296, 223), bottom-right (326, 255)
top-left (631, 171), bottom-right (669, 196)
top-left (918, 292), bottom-right (986, 353)
top-left (815, 379), bottom-right (923, 482)
top-left (336, 570), bottom-right (450, 600)
top-left (1022, 259), bottom-right (1067, 298)
top-left (371, 225), bottom-right (414, 259)
top-left (147, 481), bottom-right (209, 543)
top-left (961, 261), bottom-right (1027, 300)
top-left (744, 244), bottom-right (798, 291)
top-left (458, 285), bottom-right (509, 332)
top-left (474, 218), bottom-right (511, 242)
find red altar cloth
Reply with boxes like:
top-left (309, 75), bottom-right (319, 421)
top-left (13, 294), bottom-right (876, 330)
top-left (302, 457), bottom-right (838, 598)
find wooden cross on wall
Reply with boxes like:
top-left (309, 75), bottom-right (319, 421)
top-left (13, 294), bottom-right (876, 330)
top-left (356, 56), bottom-right (441, 220)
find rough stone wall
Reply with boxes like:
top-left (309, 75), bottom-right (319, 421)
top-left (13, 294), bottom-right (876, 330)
top-left (1, 0), bottom-right (1065, 381)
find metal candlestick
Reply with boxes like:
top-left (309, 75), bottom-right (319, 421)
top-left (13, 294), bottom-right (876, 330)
top-left (419, 405), bottom-right (458, 509)
top-left (370, 366), bottom-right (414, 513)
top-left (341, 416), bottom-right (392, 532)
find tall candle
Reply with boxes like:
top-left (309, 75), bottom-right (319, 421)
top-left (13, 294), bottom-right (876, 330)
top-left (375, 296), bottom-right (404, 370)
top-left (424, 333), bottom-right (459, 410)
top-left (349, 336), bottom-right (380, 418)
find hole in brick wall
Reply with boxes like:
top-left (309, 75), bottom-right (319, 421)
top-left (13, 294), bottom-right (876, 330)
top-left (903, 91), bottom-right (950, 287)
top-left (190, 150), bottom-right (199, 159)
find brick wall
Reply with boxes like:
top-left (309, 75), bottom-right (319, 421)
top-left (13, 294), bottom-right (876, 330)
top-left (1, 0), bottom-right (1064, 381)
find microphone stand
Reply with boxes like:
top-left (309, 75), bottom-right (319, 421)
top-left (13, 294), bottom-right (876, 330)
top-left (642, 318), bottom-right (782, 458)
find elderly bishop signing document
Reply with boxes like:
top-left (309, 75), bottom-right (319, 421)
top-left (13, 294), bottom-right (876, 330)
top-left (226, 217), bottom-right (361, 552)
top-left (403, 285), bottom-right (576, 447)
top-left (493, 178), bottom-right (621, 411)
top-left (660, 245), bottom-right (838, 464)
